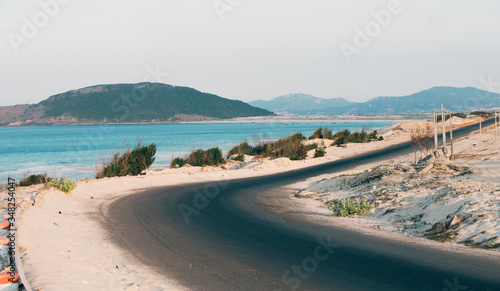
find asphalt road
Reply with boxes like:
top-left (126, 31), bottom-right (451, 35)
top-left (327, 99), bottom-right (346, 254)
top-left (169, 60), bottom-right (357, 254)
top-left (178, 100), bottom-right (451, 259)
top-left (103, 118), bottom-right (500, 291)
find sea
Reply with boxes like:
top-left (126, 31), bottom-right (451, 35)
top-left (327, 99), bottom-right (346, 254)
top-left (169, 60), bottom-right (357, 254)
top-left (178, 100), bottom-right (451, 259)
top-left (0, 121), bottom-right (394, 182)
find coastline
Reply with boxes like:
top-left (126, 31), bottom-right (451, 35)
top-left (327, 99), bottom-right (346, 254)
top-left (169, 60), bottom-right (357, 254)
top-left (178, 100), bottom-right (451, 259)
top-left (1, 114), bottom-right (428, 127)
top-left (11, 117), bottom-right (499, 289)
top-left (0, 119), bottom-right (400, 184)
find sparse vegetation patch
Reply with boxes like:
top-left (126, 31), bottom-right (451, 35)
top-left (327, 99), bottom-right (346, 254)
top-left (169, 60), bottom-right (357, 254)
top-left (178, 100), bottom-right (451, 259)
top-left (327, 197), bottom-right (373, 217)
top-left (47, 177), bottom-right (77, 193)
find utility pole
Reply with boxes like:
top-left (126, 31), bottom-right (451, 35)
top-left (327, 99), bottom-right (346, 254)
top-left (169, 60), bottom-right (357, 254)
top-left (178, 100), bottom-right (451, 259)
top-left (433, 110), bottom-right (438, 151)
top-left (479, 115), bottom-right (482, 147)
top-left (449, 112), bottom-right (454, 159)
top-left (441, 104), bottom-right (446, 153)
top-left (496, 111), bottom-right (498, 142)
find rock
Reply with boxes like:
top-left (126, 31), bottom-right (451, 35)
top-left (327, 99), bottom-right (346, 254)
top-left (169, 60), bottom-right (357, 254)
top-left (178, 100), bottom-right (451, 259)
top-left (404, 223), bottom-right (416, 230)
top-left (410, 214), bottom-right (423, 222)
top-left (415, 221), bottom-right (427, 229)
top-left (449, 216), bottom-right (462, 228)
top-left (428, 220), bottom-right (449, 235)
top-left (427, 213), bottom-right (472, 236)
top-left (449, 213), bottom-right (471, 229)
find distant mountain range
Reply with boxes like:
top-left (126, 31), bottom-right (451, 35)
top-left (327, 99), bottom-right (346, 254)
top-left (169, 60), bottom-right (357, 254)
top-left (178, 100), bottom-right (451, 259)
top-left (0, 83), bottom-right (272, 126)
top-left (249, 93), bottom-right (353, 115)
top-left (250, 87), bottom-right (500, 115)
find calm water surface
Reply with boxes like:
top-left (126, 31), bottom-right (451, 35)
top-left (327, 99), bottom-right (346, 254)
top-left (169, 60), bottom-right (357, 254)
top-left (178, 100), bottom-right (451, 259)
top-left (0, 121), bottom-right (394, 181)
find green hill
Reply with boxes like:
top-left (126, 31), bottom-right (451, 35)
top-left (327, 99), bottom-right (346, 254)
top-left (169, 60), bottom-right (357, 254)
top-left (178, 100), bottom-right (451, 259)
top-left (0, 83), bottom-right (272, 126)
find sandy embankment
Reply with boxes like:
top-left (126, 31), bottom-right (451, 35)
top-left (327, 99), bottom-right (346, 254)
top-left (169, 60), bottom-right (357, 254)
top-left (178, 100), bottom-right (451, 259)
top-left (10, 116), bottom-right (496, 289)
top-left (293, 117), bottom-right (500, 251)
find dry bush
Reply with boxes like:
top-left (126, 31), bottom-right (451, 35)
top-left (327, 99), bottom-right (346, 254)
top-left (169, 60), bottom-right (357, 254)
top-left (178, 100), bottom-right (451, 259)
top-left (410, 122), bottom-right (434, 166)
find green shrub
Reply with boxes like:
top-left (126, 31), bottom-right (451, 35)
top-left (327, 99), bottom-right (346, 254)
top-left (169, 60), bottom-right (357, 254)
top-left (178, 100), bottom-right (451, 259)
top-left (327, 197), bottom-right (372, 216)
top-left (332, 129), bottom-right (381, 147)
top-left (47, 177), bottom-right (77, 193)
top-left (436, 112), bottom-right (467, 122)
top-left (350, 131), bottom-right (368, 143)
top-left (187, 147), bottom-right (225, 167)
top-left (333, 129), bottom-right (351, 146)
top-left (97, 142), bottom-right (156, 178)
top-left (231, 154), bottom-right (245, 162)
top-left (228, 141), bottom-right (254, 156)
top-left (309, 127), bottom-right (323, 139)
top-left (314, 148), bottom-right (326, 158)
top-left (170, 157), bottom-right (186, 168)
top-left (228, 133), bottom-right (308, 160)
top-left (19, 174), bottom-right (51, 186)
top-left (367, 130), bottom-right (378, 141)
top-left (306, 143), bottom-right (318, 150)
top-left (470, 111), bottom-right (491, 117)
top-left (322, 128), bottom-right (333, 139)
top-left (309, 127), bottom-right (333, 139)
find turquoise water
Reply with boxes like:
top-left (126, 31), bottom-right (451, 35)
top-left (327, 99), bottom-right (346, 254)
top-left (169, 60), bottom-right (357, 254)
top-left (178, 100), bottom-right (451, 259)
top-left (0, 121), bottom-right (393, 182)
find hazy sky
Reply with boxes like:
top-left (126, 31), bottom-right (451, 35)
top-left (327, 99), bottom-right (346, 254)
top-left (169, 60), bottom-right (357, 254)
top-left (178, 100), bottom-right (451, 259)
top-left (1, 0), bottom-right (500, 106)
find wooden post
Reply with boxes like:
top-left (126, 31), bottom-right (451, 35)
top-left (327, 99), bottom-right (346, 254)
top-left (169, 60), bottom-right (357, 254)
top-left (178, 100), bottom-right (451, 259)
top-left (479, 115), bottom-right (482, 147)
top-left (441, 104), bottom-right (446, 153)
top-left (495, 111), bottom-right (498, 142)
top-left (433, 110), bottom-right (438, 151)
top-left (449, 112), bottom-right (454, 158)
top-left (432, 110), bottom-right (438, 151)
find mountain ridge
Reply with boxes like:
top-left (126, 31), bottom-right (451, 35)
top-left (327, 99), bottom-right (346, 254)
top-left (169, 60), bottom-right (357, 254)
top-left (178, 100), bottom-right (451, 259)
top-left (250, 93), bottom-right (354, 115)
top-left (250, 86), bottom-right (500, 115)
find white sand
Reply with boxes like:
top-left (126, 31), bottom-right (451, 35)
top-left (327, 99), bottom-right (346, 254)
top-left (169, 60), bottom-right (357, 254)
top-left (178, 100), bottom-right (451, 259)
top-left (12, 116), bottom-right (500, 289)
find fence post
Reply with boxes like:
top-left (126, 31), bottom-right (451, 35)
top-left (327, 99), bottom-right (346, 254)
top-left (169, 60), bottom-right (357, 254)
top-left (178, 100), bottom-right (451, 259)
top-left (433, 110), bottom-right (438, 151)
top-left (449, 111), bottom-right (454, 158)
top-left (495, 111), bottom-right (498, 142)
top-left (441, 104), bottom-right (446, 155)
top-left (479, 116), bottom-right (482, 147)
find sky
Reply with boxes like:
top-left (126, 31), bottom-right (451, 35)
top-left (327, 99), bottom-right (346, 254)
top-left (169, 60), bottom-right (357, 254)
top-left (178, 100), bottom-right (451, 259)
top-left (1, 0), bottom-right (500, 106)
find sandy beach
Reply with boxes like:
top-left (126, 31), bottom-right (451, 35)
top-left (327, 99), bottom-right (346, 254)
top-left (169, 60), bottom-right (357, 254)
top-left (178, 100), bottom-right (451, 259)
top-left (9, 116), bottom-right (500, 290)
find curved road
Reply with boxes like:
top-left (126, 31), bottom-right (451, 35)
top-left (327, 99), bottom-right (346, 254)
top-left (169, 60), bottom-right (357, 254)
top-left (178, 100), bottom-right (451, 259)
top-left (104, 118), bottom-right (500, 290)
